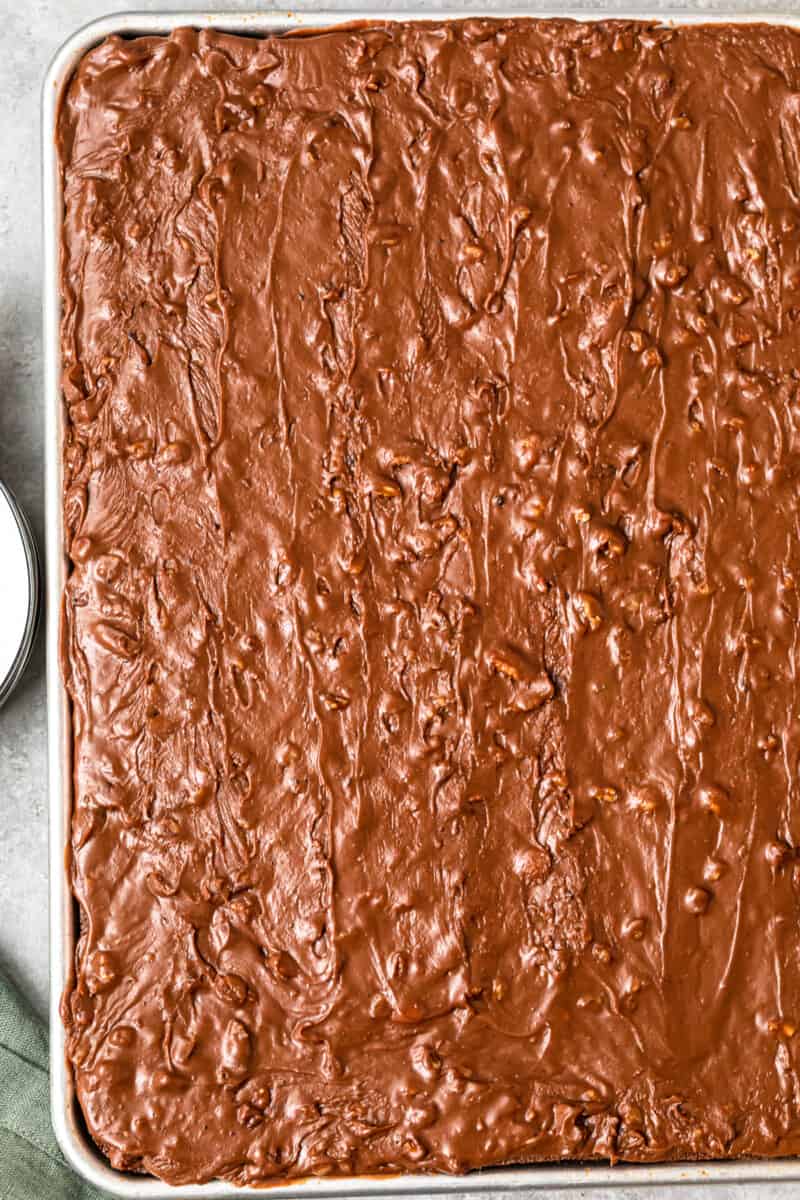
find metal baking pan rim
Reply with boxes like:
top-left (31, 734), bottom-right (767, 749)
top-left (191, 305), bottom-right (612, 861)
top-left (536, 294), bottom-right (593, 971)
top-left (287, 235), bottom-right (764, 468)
top-left (43, 8), bottom-right (800, 1195)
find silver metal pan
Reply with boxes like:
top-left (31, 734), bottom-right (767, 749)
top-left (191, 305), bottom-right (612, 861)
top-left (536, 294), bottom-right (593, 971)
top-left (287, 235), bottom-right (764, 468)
top-left (43, 9), bottom-right (800, 1195)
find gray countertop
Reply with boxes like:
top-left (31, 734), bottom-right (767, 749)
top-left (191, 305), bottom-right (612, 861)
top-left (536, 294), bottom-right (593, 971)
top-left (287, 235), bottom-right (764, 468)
top-left (0, 0), bottom-right (797, 1194)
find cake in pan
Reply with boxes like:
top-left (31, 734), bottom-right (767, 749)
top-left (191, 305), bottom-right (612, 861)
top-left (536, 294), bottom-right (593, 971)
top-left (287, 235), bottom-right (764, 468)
top-left (59, 17), bottom-right (800, 1185)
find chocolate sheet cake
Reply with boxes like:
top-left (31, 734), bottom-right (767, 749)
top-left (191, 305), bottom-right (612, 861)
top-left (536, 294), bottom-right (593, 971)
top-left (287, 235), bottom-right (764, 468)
top-left (59, 17), bottom-right (800, 1185)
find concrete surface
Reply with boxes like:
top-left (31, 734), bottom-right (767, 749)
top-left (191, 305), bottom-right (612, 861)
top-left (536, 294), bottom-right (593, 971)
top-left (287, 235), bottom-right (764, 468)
top-left (0, 0), bottom-right (798, 1193)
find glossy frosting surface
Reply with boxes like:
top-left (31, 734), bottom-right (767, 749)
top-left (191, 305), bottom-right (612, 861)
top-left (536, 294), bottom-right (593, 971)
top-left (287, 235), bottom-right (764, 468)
top-left (60, 18), bottom-right (800, 1184)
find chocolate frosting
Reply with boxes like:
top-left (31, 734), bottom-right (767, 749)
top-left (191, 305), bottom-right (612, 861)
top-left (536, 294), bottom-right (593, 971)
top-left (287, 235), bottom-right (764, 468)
top-left (59, 18), bottom-right (800, 1184)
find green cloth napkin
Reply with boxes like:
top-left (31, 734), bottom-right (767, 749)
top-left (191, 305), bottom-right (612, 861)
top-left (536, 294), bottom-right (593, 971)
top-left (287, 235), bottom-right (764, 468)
top-left (0, 968), bottom-right (110, 1199)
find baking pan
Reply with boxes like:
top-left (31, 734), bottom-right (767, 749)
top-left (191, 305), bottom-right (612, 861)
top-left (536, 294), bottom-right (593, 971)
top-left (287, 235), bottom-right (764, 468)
top-left (43, 8), bottom-right (800, 1195)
